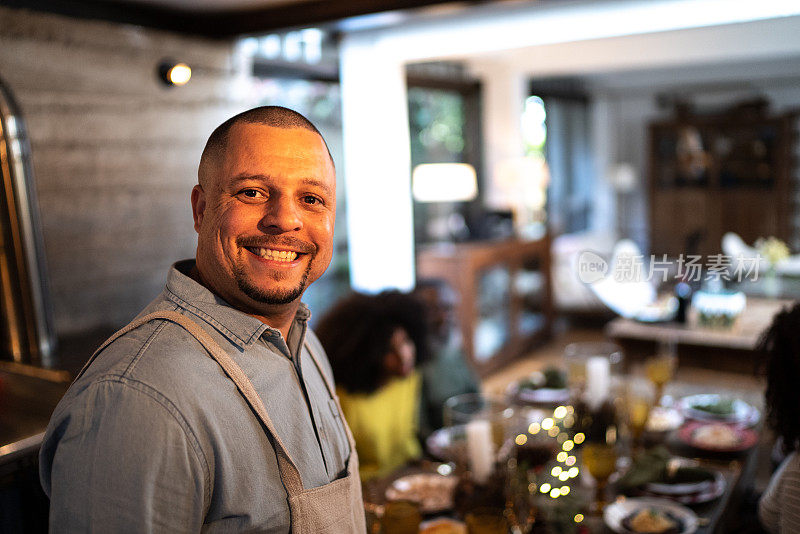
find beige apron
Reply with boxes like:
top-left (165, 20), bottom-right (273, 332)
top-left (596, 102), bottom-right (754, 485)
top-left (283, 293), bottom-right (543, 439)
top-left (77, 310), bottom-right (366, 533)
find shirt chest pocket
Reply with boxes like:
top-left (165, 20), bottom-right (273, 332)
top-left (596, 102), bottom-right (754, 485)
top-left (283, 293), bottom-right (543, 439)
top-left (326, 398), bottom-right (352, 475)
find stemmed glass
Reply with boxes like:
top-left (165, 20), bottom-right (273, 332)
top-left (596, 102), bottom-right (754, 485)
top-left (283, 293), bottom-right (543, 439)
top-left (580, 402), bottom-right (619, 513)
top-left (444, 393), bottom-right (510, 447)
top-left (443, 393), bottom-right (512, 474)
top-left (644, 339), bottom-right (678, 405)
top-left (624, 374), bottom-right (655, 454)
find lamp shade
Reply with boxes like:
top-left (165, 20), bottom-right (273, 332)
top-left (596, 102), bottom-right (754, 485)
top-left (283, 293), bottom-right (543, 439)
top-left (609, 162), bottom-right (637, 193)
top-left (412, 163), bottom-right (478, 203)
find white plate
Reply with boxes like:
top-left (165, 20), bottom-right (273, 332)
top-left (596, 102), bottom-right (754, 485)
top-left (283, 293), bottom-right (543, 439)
top-left (678, 394), bottom-right (760, 427)
top-left (642, 470), bottom-right (726, 505)
top-left (507, 383), bottom-right (570, 404)
top-left (604, 497), bottom-right (698, 534)
top-left (645, 475), bottom-right (713, 497)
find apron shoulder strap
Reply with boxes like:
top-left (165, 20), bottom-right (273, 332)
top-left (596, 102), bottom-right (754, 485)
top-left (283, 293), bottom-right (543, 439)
top-left (76, 309), bottom-right (306, 495)
top-left (73, 311), bottom-right (171, 383)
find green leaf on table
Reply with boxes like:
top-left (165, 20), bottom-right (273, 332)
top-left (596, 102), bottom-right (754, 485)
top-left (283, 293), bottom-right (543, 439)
top-left (692, 398), bottom-right (735, 416)
top-left (616, 446), bottom-right (671, 490)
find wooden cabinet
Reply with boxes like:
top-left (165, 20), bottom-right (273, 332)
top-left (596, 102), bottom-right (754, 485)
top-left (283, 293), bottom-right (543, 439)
top-left (648, 104), bottom-right (797, 257)
top-left (416, 237), bottom-right (553, 377)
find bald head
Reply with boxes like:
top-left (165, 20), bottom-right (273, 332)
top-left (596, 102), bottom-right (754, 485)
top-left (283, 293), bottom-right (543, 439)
top-left (198, 106), bottom-right (332, 189)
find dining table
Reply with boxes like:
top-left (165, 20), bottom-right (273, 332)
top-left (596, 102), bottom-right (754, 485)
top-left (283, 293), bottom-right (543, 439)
top-left (365, 378), bottom-right (765, 534)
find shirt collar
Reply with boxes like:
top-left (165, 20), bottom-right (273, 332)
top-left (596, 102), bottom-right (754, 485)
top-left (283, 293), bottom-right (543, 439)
top-left (164, 259), bottom-right (310, 350)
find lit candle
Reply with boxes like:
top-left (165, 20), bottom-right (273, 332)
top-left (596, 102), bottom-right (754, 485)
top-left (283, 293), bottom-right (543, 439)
top-left (466, 419), bottom-right (495, 484)
top-left (585, 356), bottom-right (610, 411)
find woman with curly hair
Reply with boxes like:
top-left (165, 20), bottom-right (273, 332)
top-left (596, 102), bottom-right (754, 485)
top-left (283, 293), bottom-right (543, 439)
top-left (758, 302), bottom-right (800, 533)
top-left (315, 290), bottom-right (431, 480)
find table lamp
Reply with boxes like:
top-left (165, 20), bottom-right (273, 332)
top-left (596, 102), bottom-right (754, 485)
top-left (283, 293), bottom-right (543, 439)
top-left (412, 163), bottom-right (478, 242)
top-left (490, 156), bottom-right (549, 239)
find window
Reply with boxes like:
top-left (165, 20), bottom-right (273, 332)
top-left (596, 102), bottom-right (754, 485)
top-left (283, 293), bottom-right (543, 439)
top-left (406, 67), bottom-right (482, 245)
top-left (529, 79), bottom-right (594, 235)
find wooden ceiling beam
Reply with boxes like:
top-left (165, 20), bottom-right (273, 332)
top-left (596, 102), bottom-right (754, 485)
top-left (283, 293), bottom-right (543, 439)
top-left (6, 0), bottom-right (472, 38)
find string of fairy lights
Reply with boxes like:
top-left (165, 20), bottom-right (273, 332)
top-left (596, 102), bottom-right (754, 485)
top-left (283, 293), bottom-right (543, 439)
top-left (512, 404), bottom-right (588, 525)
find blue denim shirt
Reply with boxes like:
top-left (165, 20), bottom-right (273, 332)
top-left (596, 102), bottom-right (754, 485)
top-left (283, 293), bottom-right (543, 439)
top-left (40, 260), bottom-right (351, 533)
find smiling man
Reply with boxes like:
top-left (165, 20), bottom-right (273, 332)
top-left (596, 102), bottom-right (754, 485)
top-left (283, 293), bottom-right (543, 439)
top-left (40, 107), bottom-right (365, 533)
top-left (192, 116), bottom-right (336, 340)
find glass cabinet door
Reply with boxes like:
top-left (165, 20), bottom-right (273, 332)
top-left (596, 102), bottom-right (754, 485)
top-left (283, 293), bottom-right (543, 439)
top-left (474, 266), bottom-right (510, 362)
top-left (516, 256), bottom-right (547, 338)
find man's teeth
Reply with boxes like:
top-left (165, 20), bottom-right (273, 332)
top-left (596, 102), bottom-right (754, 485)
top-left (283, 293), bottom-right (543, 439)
top-left (253, 248), bottom-right (298, 262)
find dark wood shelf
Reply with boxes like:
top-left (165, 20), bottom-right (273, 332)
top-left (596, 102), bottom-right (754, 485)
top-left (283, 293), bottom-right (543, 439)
top-left (416, 237), bottom-right (554, 377)
top-left (648, 106), bottom-right (797, 257)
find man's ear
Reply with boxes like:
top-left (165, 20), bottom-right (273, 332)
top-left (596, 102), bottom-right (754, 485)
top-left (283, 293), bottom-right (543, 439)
top-left (191, 185), bottom-right (206, 232)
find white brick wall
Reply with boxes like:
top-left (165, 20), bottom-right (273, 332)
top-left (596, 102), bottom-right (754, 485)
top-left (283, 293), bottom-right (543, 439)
top-left (0, 7), bottom-right (253, 335)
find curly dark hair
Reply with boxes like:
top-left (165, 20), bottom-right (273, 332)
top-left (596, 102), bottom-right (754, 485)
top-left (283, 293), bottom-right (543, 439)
top-left (314, 290), bottom-right (431, 395)
top-left (759, 301), bottom-right (800, 453)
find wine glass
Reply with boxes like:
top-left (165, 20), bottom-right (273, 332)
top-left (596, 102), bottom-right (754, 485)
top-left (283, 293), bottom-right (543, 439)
top-left (624, 374), bottom-right (655, 454)
top-left (644, 339), bottom-right (677, 405)
top-left (444, 393), bottom-right (512, 452)
top-left (583, 441), bottom-right (617, 512)
top-left (580, 402), bottom-right (619, 513)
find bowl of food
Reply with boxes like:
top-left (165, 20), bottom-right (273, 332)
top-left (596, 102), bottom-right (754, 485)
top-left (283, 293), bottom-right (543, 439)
top-left (604, 497), bottom-right (697, 534)
top-left (678, 422), bottom-right (758, 452)
top-left (385, 473), bottom-right (458, 514)
top-left (622, 508), bottom-right (685, 534)
top-left (678, 394), bottom-right (759, 426)
top-left (645, 407), bottom-right (684, 434)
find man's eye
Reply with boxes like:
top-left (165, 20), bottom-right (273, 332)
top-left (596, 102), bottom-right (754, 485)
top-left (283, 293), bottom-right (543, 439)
top-left (240, 189), bottom-right (264, 199)
top-left (302, 195), bottom-right (321, 205)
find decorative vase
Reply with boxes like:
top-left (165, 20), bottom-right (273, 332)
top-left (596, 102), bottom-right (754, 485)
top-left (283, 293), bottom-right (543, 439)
top-left (763, 268), bottom-right (780, 298)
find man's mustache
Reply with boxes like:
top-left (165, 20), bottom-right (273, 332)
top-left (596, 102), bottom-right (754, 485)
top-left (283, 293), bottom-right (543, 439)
top-left (237, 236), bottom-right (316, 255)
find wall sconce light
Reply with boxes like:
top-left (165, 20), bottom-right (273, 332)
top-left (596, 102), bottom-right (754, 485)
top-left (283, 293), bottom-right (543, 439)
top-left (158, 60), bottom-right (192, 87)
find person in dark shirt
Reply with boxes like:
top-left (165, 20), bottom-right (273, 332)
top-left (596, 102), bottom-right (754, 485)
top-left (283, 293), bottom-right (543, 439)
top-left (413, 279), bottom-right (481, 439)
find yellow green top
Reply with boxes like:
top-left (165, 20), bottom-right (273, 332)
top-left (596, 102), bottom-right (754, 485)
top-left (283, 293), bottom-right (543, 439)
top-left (337, 372), bottom-right (422, 481)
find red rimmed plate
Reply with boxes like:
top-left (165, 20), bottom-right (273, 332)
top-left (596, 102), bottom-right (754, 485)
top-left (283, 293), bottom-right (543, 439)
top-left (678, 422), bottom-right (758, 452)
